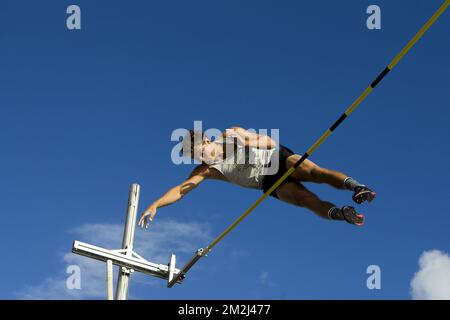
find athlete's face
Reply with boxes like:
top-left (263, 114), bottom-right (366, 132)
top-left (193, 137), bottom-right (216, 164)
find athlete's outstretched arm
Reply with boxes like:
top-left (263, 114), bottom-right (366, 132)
top-left (138, 165), bottom-right (209, 228)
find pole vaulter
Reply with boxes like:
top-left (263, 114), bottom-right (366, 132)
top-left (159, 1), bottom-right (449, 288)
top-left (73, 2), bottom-right (448, 295)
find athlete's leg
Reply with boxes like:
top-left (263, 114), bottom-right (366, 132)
top-left (283, 154), bottom-right (376, 203)
top-left (274, 181), bottom-right (335, 219)
top-left (274, 181), bottom-right (365, 225)
top-left (285, 154), bottom-right (348, 189)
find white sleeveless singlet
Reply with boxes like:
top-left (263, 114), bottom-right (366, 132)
top-left (209, 137), bottom-right (277, 190)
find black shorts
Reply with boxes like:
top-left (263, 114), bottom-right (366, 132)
top-left (262, 145), bottom-right (296, 199)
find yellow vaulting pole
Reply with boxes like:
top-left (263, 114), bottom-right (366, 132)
top-left (204, 1), bottom-right (450, 254)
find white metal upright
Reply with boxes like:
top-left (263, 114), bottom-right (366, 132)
top-left (115, 184), bottom-right (140, 300)
top-left (72, 184), bottom-right (184, 300)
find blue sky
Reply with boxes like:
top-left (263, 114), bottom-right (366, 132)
top-left (1, 0), bottom-right (449, 299)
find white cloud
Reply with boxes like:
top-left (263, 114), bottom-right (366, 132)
top-left (410, 250), bottom-right (450, 300)
top-left (16, 219), bottom-right (211, 300)
top-left (259, 271), bottom-right (269, 285)
top-left (249, 271), bottom-right (279, 298)
top-left (18, 253), bottom-right (109, 300)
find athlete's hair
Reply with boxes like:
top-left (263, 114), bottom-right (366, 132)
top-left (181, 129), bottom-right (206, 159)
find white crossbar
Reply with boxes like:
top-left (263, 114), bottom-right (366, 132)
top-left (72, 240), bottom-right (184, 284)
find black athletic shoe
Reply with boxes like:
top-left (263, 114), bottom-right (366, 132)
top-left (341, 206), bottom-right (365, 226)
top-left (352, 186), bottom-right (376, 204)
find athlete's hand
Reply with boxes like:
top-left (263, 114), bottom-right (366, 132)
top-left (138, 203), bottom-right (158, 229)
